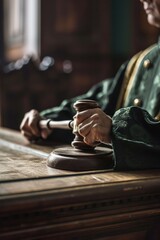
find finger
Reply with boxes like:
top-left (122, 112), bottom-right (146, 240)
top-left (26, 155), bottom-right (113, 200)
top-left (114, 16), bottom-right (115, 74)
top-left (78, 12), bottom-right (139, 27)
top-left (78, 112), bottom-right (99, 135)
top-left (20, 117), bottom-right (32, 136)
top-left (20, 113), bottom-right (29, 131)
top-left (41, 129), bottom-right (52, 139)
top-left (75, 109), bottom-right (99, 124)
top-left (28, 119), bottom-right (40, 136)
top-left (22, 120), bottom-right (40, 137)
top-left (21, 130), bottom-right (38, 141)
top-left (78, 120), bottom-right (93, 137)
top-left (27, 112), bottom-right (41, 136)
top-left (80, 121), bottom-right (110, 146)
top-left (83, 133), bottom-right (97, 146)
top-left (20, 112), bottom-right (41, 138)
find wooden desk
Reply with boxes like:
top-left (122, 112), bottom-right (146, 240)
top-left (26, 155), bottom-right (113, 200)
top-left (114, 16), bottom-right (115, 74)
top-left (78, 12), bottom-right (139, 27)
top-left (0, 128), bottom-right (160, 240)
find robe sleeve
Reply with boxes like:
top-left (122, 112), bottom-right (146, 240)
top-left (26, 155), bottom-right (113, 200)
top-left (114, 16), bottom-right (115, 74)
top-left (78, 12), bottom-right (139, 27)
top-left (112, 106), bottom-right (160, 170)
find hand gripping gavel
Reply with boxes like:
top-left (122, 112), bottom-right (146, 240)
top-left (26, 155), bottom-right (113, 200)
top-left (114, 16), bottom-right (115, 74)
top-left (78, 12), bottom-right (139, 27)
top-left (39, 99), bottom-right (113, 171)
top-left (39, 99), bottom-right (100, 151)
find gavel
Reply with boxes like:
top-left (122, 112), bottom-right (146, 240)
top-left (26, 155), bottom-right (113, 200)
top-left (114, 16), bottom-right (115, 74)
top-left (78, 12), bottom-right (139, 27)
top-left (39, 100), bottom-right (113, 171)
top-left (39, 99), bottom-right (100, 151)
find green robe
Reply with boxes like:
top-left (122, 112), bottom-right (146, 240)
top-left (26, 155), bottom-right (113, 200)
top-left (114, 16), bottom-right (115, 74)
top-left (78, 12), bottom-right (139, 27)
top-left (41, 43), bottom-right (160, 170)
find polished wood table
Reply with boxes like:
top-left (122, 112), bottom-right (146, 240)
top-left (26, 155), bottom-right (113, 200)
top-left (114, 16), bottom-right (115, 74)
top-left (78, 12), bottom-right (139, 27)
top-left (0, 128), bottom-right (160, 240)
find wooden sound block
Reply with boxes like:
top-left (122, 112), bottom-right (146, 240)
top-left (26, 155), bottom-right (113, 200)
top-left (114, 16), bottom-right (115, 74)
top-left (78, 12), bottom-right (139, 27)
top-left (47, 146), bottom-right (114, 171)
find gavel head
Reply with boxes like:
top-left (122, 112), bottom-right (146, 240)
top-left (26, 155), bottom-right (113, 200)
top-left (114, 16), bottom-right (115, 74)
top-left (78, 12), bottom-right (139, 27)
top-left (71, 99), bottom-right (100, 151)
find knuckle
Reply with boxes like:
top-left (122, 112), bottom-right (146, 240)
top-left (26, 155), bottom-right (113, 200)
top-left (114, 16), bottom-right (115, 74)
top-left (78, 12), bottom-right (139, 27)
top-left (75, 113), bottom-right (81, 123)
top-left (31, 109), bottom-right (38, 116)
top-left (93, 122), bottom-right (98, 128)
top-left (94, 113), bottom-right (99, 119)
top-left (78, 127), bottom-right (83, 136)
top-left (92, 123), bottom-right (99, 131)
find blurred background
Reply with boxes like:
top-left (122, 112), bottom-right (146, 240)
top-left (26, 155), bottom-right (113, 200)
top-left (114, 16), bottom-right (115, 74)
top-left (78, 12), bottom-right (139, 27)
top-left (0, 0), bottom-right (159, 130)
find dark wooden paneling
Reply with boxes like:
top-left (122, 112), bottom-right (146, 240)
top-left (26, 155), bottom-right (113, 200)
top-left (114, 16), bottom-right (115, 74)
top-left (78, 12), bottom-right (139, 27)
top-left (41, 0), bottom-right (112, 97)
top-left (0, 0), bottom-right (4, 64)
top-left (41, 0), bottom-right (110, 56)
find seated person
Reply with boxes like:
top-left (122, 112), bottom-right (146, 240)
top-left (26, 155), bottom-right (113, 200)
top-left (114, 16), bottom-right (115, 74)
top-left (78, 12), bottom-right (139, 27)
top-left (20, 0), bottom-right (160, 170)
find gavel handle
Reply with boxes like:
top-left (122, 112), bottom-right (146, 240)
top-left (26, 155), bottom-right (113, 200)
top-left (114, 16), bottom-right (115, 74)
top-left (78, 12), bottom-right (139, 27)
top-left (39, 119), bottom-right (73, 130)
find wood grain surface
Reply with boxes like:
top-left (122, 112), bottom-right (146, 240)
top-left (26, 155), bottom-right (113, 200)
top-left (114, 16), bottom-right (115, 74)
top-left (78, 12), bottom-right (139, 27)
top-left (0, 127), bottom-right (160, 240)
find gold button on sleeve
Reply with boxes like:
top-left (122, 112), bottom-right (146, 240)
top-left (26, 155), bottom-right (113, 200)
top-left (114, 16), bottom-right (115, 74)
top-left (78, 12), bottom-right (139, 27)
top-left (143, 59), bottom-right (151, 69)
top-left (155, 112), bottom-right (160, 121)
top-left (133, 98), bottom-right (142, 107)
